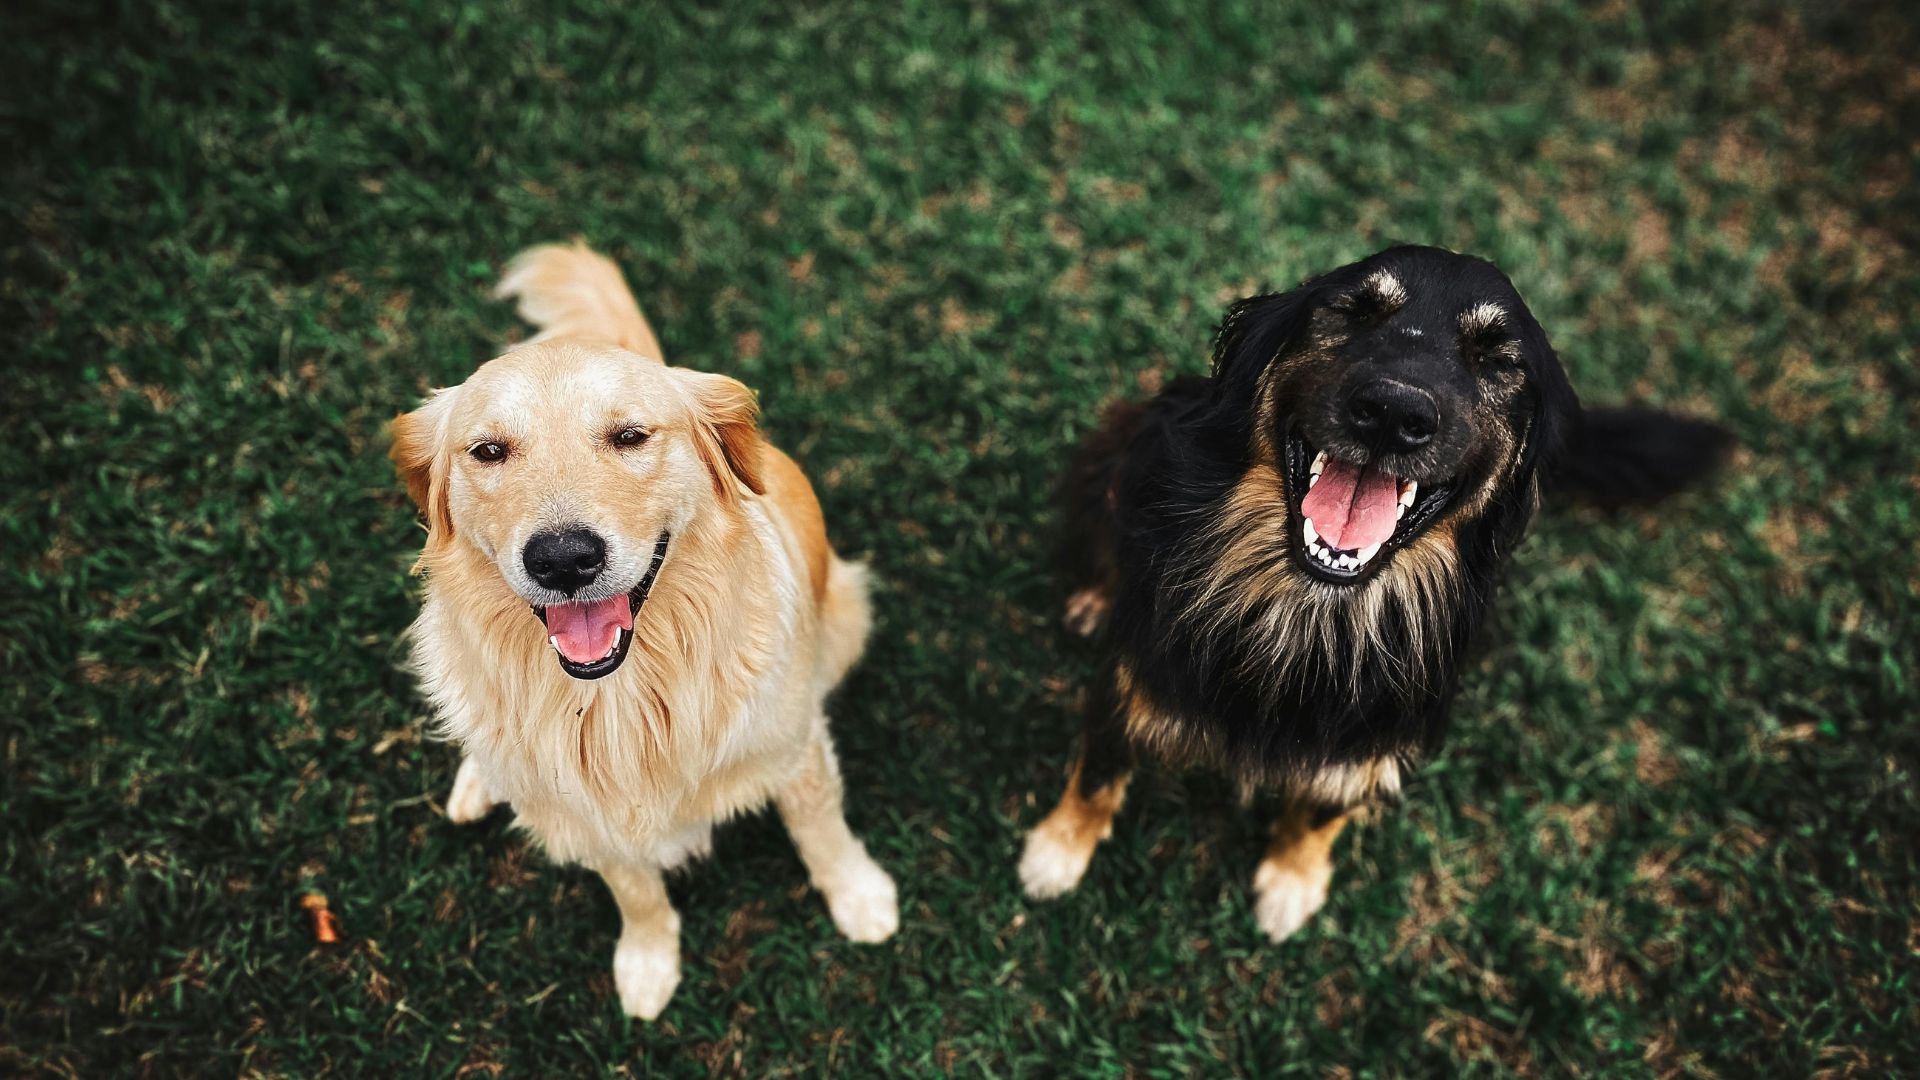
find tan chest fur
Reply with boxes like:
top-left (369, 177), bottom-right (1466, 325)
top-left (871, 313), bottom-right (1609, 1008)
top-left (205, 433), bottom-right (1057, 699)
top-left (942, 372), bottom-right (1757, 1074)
top-left (411, 495), bottom-right (824, 867)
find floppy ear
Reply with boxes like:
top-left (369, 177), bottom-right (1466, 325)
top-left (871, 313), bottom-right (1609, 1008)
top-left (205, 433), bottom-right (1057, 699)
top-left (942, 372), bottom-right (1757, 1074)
top-left (388, 388), bottom-right (458, 569)
top-left (1209, 281), bottom-right (1325, 409)
top-left (1507, 318), bottom-right (1581, 491)
top-left (1460, 319), bottom-right (1582, 564)
top-left (680, 370), bottom-right (767, 500)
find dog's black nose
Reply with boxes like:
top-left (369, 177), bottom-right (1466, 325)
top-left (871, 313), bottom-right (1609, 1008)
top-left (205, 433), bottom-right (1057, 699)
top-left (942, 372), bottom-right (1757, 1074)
top-left (523, 527), bottom-right (607, 595)
top-left (1346, 379), bottom-right (1438, 454)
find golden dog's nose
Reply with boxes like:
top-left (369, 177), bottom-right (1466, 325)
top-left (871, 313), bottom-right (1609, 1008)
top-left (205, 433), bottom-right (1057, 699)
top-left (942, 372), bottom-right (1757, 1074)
top-left (523, 527), bottom-right (607, 596)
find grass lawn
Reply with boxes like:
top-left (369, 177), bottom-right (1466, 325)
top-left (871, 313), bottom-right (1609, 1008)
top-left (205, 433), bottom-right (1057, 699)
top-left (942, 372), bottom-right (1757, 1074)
top-left (5, 0), bottom-right (1917, 1074)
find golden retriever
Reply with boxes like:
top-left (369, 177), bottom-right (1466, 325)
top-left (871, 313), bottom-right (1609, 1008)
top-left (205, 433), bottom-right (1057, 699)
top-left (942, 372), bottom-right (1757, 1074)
top-left (390, 242), bottom-right (897, 1020)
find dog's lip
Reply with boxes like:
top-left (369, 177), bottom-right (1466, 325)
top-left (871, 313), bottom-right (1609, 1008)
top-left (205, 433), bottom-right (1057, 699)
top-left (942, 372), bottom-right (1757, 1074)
top-left (529, 532), bottom-right (671, 680)
top-left (1284, 433), bottom-right (1452, 585)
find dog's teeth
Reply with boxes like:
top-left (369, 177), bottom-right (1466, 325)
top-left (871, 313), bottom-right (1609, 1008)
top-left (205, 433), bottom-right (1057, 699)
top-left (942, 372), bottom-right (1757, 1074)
top-left (1399, 481), bottom-right (1418, 507)
top-left (1397, 505), bottom-right (1406, 520)
top-left (1357, 542), bottom-right (1381, 565)
top-left (1310, 451), bottom-right (1327, 483)
top-left (1303, 518), bottom-right (1320, 548)
top-left (549, 635), bottom-right (562, 654)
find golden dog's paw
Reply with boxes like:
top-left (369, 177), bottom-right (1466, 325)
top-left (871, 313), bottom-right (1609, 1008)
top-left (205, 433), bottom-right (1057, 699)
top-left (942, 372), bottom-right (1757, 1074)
top-left (1063, 589), bottom-right (1111, 637)
top-left (1018, 817), bottom-right (1095, 900)
top-left (821, 854), bottom-right (899, 944)
top-left (445, 758), bottom-right (499, 824)
top-left (612, 935), bottom-right (681, 1020)
top-left (1251, 858), bottom-right (1333, 943)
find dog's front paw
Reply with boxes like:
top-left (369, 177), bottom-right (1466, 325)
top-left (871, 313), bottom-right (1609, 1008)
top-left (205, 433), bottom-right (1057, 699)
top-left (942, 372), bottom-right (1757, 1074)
top-left (820, 854), bottom-right (899, 944)
top-left (1019, 816), bottom-right (1096, 900)
top-left (1252, 858), bottom-right (1333, 943)
top-left (445, 758), bottom-right (499, 824)
top-left (612, 934), bottom-right (681, 1020)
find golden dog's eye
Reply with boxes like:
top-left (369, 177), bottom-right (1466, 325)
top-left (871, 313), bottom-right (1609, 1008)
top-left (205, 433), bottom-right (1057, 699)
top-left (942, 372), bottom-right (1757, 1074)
top-left (610, 427), bottom-right (649, 449)
top-left (470, 441), bottom-right (509, 463)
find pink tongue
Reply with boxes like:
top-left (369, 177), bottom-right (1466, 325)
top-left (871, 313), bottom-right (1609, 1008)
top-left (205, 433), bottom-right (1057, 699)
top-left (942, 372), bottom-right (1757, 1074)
top-left (1300, 458), bottom-right (1401, 551)
top-left (544, 595), bottom-right (634, 664)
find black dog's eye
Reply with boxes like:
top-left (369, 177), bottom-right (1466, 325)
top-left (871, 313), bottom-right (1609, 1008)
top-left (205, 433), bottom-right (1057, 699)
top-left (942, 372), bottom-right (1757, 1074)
top-left (469, 441), bottom-right (509, 463)
top-left (610, 427), bottom-right (649, 449)
top-left (1327, 271), bottom-right (1407, 322)
top-left (1328, 291), bottom-right (1390, 321)
top-left (1463, 329), bottom-right (1522, 368)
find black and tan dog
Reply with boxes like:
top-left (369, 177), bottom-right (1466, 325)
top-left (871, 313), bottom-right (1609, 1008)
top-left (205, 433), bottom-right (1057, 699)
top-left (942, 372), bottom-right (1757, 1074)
top-left (1019, 245), bottom-right (1728, 940)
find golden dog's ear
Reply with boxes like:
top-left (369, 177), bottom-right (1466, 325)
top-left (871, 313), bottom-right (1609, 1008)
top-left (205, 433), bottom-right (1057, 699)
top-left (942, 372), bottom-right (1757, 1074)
top-left (388, 389), bottom-right (458, 568)
top-left (681, 370), bottom-right (766, 500)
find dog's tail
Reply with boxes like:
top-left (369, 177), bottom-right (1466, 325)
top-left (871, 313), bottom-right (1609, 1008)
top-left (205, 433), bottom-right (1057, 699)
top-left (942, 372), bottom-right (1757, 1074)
top-left (495, 241), bottom-right (666, 362)
top-left (817, 556), bottom-right (874, 692)
top-left (1552, 406), bottom-right (1734, 504)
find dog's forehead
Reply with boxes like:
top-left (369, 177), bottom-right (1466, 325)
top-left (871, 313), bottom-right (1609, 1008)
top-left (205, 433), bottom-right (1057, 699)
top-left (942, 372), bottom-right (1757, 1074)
top-left (1361, 252), bottom-right (1526, 326)
top-left (459, 343), bottom-right (679, 432)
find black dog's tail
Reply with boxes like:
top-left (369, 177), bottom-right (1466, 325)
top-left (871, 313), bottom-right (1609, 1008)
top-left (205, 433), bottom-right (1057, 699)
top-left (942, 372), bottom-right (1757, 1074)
top-left (1552, 407), bottom-right (1735, 504)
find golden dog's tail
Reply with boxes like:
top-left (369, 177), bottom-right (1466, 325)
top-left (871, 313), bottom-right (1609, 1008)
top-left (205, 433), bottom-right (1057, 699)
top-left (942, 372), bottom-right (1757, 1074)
top-left (495, 241), bottom-right (665, 362)
top-left (818, 555), bottom-right (873, 691)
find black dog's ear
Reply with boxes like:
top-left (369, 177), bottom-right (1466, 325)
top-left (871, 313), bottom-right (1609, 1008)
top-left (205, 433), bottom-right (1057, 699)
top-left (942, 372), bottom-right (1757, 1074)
top-left (1508, 317), bottom-right (1581, 488)
top-left (1451, 309), bottom-right (1584, 565)
top-left (1209, 284), bottom-right (1324, 405)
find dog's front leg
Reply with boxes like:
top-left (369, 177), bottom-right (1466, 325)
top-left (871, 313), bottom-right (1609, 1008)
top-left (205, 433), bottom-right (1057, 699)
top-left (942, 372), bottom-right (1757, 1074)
top-left (1018, 667), bottom-right (1133, 899)
top-left (597, 863), bottom-right (680, 1020)
top-left (775, 734), bottom-right (899, 943)
top-left (444, 756), bottom-right (500, 823)
top-left (1252, 800), bottom-right (1349, 943)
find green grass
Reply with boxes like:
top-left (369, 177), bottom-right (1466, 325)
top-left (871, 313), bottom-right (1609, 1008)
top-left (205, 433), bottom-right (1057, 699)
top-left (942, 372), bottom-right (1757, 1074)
top-left (4, 0), bottom-right (1917, 1074)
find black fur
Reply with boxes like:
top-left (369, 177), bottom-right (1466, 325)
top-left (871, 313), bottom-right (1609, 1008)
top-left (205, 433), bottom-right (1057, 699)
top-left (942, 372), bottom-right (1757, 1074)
top-left (1553, 406), bottom-right (1735, 504)
top-left (1059, 245), bottom-right (1729, 802)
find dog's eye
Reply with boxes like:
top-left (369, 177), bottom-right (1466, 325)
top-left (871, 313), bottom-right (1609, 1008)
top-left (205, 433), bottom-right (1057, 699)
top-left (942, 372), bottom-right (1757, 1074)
top-left (1328, 292), bottom-right (1386, 320)
top-left (1463, 330), bottom-right (1522, 367)
top-left (469, 441), bottom-right (509, 463)
top-left (610, 427), bottom-right (649, 449)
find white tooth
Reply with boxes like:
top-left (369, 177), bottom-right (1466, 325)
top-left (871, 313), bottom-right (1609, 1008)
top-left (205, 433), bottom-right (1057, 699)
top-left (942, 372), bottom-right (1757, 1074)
top-left (1357, 543), bottom-right (1381, 564)
top-left (549, 635), bottom-right (562, 654)
top-left (1397, 505), bottom-right (1406, 520)
top-left (1310, 451), bottom-right (1327, 479)
top-left (1399, 481), bottom-right (1418, 507)
top-left (1303, 518), bottom-right (1320, 548)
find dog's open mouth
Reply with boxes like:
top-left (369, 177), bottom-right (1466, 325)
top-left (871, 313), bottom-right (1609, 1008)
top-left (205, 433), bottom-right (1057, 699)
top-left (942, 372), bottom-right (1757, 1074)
top-left (1285, 435), bottom-right (1452, 583)
top-left (530, 533), bottom-right (670, 679)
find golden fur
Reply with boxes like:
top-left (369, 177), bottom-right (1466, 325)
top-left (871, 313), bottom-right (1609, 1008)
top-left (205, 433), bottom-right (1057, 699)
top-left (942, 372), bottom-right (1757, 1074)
top-left (392, 243), bottom-right (895, 1021)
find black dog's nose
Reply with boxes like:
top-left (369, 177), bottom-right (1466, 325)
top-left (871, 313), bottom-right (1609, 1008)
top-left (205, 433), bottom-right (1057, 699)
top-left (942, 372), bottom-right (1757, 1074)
top-left (1346, 379), bottom-right (1438, 454)
top-left (522, 527), bottom-right (607, 595)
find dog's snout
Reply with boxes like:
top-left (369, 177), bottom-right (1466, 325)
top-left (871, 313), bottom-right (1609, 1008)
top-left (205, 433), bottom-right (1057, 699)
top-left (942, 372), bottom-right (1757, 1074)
top-left (1346, 379), bottom-right (1438, 454)
top-left (523, 527), bottom-right (607, 595)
